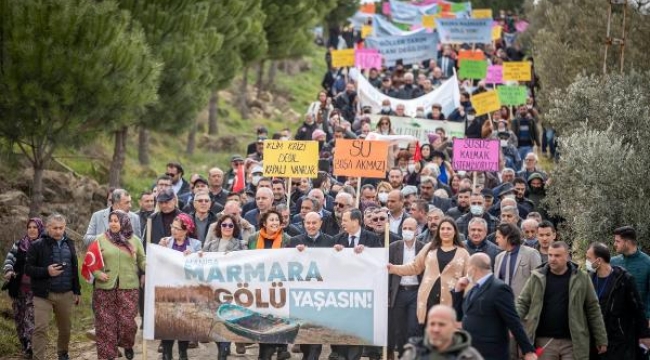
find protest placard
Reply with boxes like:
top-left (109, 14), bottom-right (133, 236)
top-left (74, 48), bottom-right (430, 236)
top-left (331, 49), bottom-right (356, 68)
top-left (472, 9), bottom-right (493, 19)
top-left (382, 2), bottom-right (391, 15)
top-left (355, 49), bottom-right (382, 70)
top-left (422, 14), bottom-right (435, 29)
top-left (369, 115), bottom-right (465, 144)
top-left (503, 61), bottom-right (532, 82)
top-left (364, 32), bottom-right (438, 66)
top-left (452, 139), bottom-right (500, 172)
top-left (333, 139), bottom-right (388, 178)
top-left (492, 25), bottom-right (502, 41)
top-left (497, 86), bottom-right (528, 106)
top-left (470, 91), bottom-right (501, 116)
top-left (263, 140), bottom-right (319, 178)
top-left (436, 18), bottom-right (493, 44)
top-left (144, 245), bottom-right (389, 345)
top-left (458, 59), bottom-right (487, 80)
top-left (485, 65), bottom-right (503, 84)
top-left (458, 49), bottom-right (484, 61)
top-left (361, 25), bottom-right (372, 39)
top-left (360, 2), bottom-right (375, 14)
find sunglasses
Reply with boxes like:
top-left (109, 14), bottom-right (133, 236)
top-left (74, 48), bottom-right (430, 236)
top-left (165, 173), bottom-right (177, 177)
top-left (334, 202), bottom-right (346, 208)
top-left (291, 182), bottom-right (300, 186)
top-left (221, 223), bottom-right (235, 228)
top-left (372, 216), bottom-right (387, 222)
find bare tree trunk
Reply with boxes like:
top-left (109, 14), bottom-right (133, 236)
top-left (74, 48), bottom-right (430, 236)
top-left (256, 60), bottom-right (265, 99)
top-left (108, 126), bottom-right (128, 188)
top-left (208, 90), bottom-right (218, 135)
top-left (29, 161), bottom-right (44, 217)
top-left (239, 67), bottom-right (250, 119)
top-left (138, 127), bottom-right (150, 166)
top-left (186, 119), bottom-right (197, 155)
top-left (266, 60), bottom-right (278, 91)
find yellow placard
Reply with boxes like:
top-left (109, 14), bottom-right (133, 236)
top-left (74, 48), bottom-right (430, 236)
top-left (422, 14), bottom-right (436, 29)
top-left (331, 49), bottom-right (356, 68)
top-left (472, 9), bottom-right (493, 19)
top-left (471, 91), bottom-right (501, 116)
top-left (263, 140), bottom-right (319, 178)
top-left (492, 25), bottom-right (502, 41)
top-left (361, 25), bottom-right (372, 39)
top-left (333, 139), bottom-right (389, 179)
top-left (502, 61), bottom-right (532, 82)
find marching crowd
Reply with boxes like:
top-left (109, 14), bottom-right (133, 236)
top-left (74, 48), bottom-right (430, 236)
top-left (2, 9), bottom-right (649, 360)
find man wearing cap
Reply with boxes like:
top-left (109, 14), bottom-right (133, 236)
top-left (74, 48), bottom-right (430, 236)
top-left (248, 137), bottom-right (265, 162)
top-left (247, 126), bottom-right (268, 155)
top-left (143, 188), bottom-right (182, 246)
top-left (492, 168), bottom-right (517, 198)
top-left (182, 177), bottom-right (224, 215)
top-left (225, 155), bottom-right (245, 191)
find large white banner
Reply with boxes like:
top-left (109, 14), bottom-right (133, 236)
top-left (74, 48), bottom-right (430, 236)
top-left (364, 32), bottom-right (439, 66)
top-left (144, 245), bottom-right (388, 345)
top-left (356, 71), bottom-right (461, 117)
top-left (369, 115), bottom-right (465, 143)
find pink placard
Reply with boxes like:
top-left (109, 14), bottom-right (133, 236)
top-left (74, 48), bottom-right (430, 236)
top-left (515, 20), bottom-right (529, 33)
top-left (382, 2), bottom-right (391, 15)
top-left (485, 65), bottom-right (503, 84)
top-left (452, 139), bottom-right (501, 172)
top-left (355, 49), bottom-right (383, 70)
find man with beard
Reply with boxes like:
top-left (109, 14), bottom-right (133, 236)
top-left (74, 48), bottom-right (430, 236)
top-left (416, 208), bottom-right (444, 244)
top-left (445, 188), bottom-right (471, 220)
top-left (512, 178), bottom-right (535, 215)
top-left (527, 173), bottom-right (547, 216)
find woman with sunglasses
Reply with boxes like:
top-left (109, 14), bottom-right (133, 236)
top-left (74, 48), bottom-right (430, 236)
top-left (201, 215), bottom-right (244, 360)
top-left (158, 214), bottom-right (201, 360)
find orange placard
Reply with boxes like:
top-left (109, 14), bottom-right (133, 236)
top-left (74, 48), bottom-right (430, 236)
top-left (458, 49), bottom-right (485, 61)
top-left (360, 3), bottom-right (376, 14)
top-left (333, 139), bottom-right (388, 179)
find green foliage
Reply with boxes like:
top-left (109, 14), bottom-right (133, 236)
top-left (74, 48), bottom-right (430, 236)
top-left (544, 72), bottom-right (650, 253)
top-left (470, 0), bottom-right (525, 12)
top-left (119, 0), bottom-right (224, 132)
top-left (325, 0), bottom-right (358, 28)
top-left (522, 0), bottom-right (650, 107)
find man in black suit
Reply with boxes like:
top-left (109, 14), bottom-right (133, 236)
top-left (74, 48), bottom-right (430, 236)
top-left (288, 212), bottom-right (335, 360)
top-left (451, 253), bottom-right (537, 360)
top-left (332, 209), bottom-right (381, 360)
top-left (388, 218), bottom-right (424, 360)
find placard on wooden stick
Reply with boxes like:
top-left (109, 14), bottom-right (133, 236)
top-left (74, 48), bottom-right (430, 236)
top-left (333, 139), bottom-right (388, 179)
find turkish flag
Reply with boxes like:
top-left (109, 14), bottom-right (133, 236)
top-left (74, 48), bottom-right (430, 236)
top-left (232, 163), bottom-right (246, 193)
top-left (81, 240), bottom-right (104, 283)
top-left (413, 141), bottom-right (422, 162)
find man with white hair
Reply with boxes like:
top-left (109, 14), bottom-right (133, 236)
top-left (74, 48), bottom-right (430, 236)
top-left (521, 218), bottom-right (539, 248)
top-left (398, 73), bottom-right (422, 99)
top-left (517, 152), bottom-right (547, 181)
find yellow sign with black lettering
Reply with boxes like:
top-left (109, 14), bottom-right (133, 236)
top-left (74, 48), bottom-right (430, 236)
top-left (263, 140), bottom-right (319, 178)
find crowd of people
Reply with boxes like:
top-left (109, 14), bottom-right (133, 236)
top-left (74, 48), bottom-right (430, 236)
top-left (1, 7), bottom-right (648, 360)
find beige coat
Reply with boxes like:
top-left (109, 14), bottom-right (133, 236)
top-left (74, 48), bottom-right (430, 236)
top-left (494, 245), bottom-right (541, 298)
top-left (390, 242), bottom-right (469, 324)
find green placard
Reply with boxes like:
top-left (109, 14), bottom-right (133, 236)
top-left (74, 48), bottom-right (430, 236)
top-left (451, 3), bottom-right (468, 12)
top-left (458, 59), bottom-right (487, 80)
top-left (497, 86), bottom-right (528, 106)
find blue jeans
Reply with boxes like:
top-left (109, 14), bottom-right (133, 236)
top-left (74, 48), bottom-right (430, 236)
top-left (542, 128), bottom-right (556, 157)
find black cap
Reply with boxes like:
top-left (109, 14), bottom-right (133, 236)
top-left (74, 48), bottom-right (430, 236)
top-left (257, 126), bottom-right (268, 135)
top-left (156, 188), bottom-right (175, 202)
top-left (192, 176), bottom-right (208, 187)
top-left (498, 183), bottom-right (515, 197)
top-left (230, 154), bottom-right (244, 162)
top-left (481, 188), bottom-right (494, 198)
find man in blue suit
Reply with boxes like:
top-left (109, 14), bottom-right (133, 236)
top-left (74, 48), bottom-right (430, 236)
top-left (451, 253), bottom-right (537, 360)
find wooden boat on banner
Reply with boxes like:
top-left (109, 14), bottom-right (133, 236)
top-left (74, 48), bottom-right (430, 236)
top-left (217, 303), bottom-right (300, 343)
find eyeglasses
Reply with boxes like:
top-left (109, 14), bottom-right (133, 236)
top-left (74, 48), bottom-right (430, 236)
top-left (334, 202), bottom-right (347, 208)
top-left (194, 199), bottom-right (210, 203)
top-left (372, 217), bottom-right (387, 222)
top-left (292, 182), bottom-right (300, 186)
top-left (165, 173), bottom-right (177, 177)
top-left (221, 223), bottom-right (235, 228)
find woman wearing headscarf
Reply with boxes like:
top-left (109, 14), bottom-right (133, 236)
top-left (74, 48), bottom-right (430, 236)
top-left (91, 210), bottom-right (145, 360)
top-left (2, 217), bottom-right (44, 358)
top-left (248, 210), bottom-right (291, 360)
top-left (158, 213), bottom-right (201, 360)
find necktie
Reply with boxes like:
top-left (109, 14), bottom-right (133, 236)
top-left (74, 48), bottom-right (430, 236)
top-left (504, 253), bottom-right (512, 286)
top-left (349, 235), bottom-right (356, 247)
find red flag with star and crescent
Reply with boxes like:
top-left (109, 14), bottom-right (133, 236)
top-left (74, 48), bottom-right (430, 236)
top-left (232, 163), bottom-right (246, 193)
top-left (81, 240), bottom-right (104, 283)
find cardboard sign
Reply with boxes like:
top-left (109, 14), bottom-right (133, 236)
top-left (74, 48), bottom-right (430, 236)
top-left (333, 139), bottom-right (388, 178)
top-left (458, 59), bottom-right (487, 80)
top-left (360, 3), bottom-right (376, 14)
top-left (355, 48), bottom-right (382, 70)
top-left (422, 14), bottom-right (436, 29)
top-left (470, 90), bottom-right (501, 116)
top-left (263, 140), bottom-right (319, 178)
top-left (458, 49), bottom-right (484, 61)
top-left (331, 49), bottom-right (356, 68)
top-left (382, 2), bottom-right (391, 15)
top-left (361, 25), bottom-right (372, 39)
top-left (485, 65), bottom-right (503, 84)
top-left (452, 139), bottom-right (500, 172)
top-left (503, 61), bottom-right (532, 82)
top-left (492, 25), bottom-right (502, 41)
top-left (497, 85), bottom-right (528, 106)
top-left (472, 9), bottom-right (493, 19)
